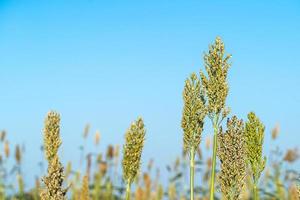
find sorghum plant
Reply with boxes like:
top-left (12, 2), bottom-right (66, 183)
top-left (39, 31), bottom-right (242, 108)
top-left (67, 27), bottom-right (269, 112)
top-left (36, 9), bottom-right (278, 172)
top-left (200, 37), bottom-right (231, 200)
top-left (245, 112), bottom-right (266, 200)
top-left (122, 117), bottom-right (146, 200)
top-left (80, 175), bottom-right (89, 200)
top-left (40, 111), bottom-right (67, 200)
top-left (181, 73), bottom-right (206, 200)
top-left (217, 116), bottom-right (246, 200)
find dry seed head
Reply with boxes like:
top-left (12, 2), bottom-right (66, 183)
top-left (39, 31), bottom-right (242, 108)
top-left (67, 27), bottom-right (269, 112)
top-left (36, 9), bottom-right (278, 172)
top-left (80, 175), bottom-right (90, 200)
top-left (106, 145), bottom-right (114, 160)
top-left (41, 111), bottom-right (67, 200)
top-left (200, 37), bottom-right (231, 118)
top-left (272, 124), bottom-right (280, 140)
top-left (283, 148), bottom-right (299, 163)
top-left (83, 124), bottom-right (90, 139)
top-left (0, 130), bottom-right (6, 142)
top-left (245, 112), bottom-right (266, 182)
top-left (135, 186), bottom-right (144, 200)
top-left (41, 156), bottom-right (67, 200)
top-left (15, 144), bottom-right (22, 165)
top-left (122, 117), bottom-right (146, 184)
top-left (4, 141), bottom-right (9, 158)
top-left (217, 116), bottom-right (246, 200)
top-left (43, 111), bottom-right (61, 161)
top-left (181, 73), bottom-right (206, 155)
top-left (94, 130), bottom-right (100, 146)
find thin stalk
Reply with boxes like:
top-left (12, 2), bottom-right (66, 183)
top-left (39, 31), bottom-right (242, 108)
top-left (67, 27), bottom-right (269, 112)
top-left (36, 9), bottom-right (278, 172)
top-left (190, 147), bottom-right (195, 200)
top-left (209, 116), bottom-right (218, 200)
top-left (125, 181), bottom-right (131, 200)
top-left (253, 181), bottom-right (259, 200)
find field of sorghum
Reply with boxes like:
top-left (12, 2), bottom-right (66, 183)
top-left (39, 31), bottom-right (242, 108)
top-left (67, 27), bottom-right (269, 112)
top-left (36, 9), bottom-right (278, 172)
top-left (0, 38), bottom-right (299, 200)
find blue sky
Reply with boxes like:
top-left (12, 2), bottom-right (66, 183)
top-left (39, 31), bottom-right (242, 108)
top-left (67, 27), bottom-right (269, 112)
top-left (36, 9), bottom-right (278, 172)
top-left (0, 0), bottom-right (300, 188)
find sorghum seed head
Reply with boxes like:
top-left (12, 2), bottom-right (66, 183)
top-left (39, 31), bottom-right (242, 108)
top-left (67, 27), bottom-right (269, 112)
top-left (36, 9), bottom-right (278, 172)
top-left (245, 112), bottom-right (266, 182)
top-left (80, 175), bottom-right (90, 200)
top-left (15, 144), bottom-right (22, 165)
top-left (182, 73), bottom-right (206, 155)
top-left (83, 123), bottom-right (90, 139)
top-left (43, 111), bottom-right (61, 161)
top-left (0, 130), bottom-right (6, 142)
top-left (41, 155), bottom-right (67, 200)
top-left (94, 130), bottom-right (100, 146)
top-left (4, 141), bottom-right (9, 158)
top-left (283, 148), bottom-right (299, 163)
top-left (106, 145), bottom-right (114, 160)
top-left (200, 37), bottom-right (231, 118)
top-left (217, 116), bottom-right (246, 200)
top-left (122, 117), bottom-right (146, 184)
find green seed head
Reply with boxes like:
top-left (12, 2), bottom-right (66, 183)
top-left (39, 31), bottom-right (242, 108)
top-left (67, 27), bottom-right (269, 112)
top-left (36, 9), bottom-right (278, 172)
top-left (181, 73), bottom-right (206, 155)
top-left (122, 117), bottom-right (146, 184)
top-left (200, 37), bottom-right (231, 118)
top-left (245, 112), bottom-right (266, 183)
top-left (217, 116), bottom-right (246, 200)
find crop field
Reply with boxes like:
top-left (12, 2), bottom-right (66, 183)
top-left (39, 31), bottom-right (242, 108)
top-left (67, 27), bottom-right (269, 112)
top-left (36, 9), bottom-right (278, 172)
top-left (0, 37), bottom-right (299, 200)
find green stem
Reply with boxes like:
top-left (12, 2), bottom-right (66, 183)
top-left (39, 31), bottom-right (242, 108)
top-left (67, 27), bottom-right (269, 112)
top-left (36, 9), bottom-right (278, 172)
top-left (190, 147), bottom-right (195, 200)
top-left (253, 181), bottom-right (259, 200)
top-left (125, 181), bottom-right (131, 200)
top-left (209, 117), bottom-right (218, 200)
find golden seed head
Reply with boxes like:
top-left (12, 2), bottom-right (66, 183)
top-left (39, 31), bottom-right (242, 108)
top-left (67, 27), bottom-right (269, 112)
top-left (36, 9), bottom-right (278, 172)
top-left (94, 130), bottom-right (100, 146)
top-left (217, 116), bottom-right (246, 199)
top-left (80, 175), bottom-right (90, 200)
top-left (135, 186), bottom-right (144, 200)
top-left (271, 124), bottom-right (280, 140)
top-left (245, 112), bottom-right (266, 182)
top-left (283, 148), bottom-right (299, 163)
top-left (43, 111), bottom-right (61, 161)
top-left (181, 73), bottom-right (206, 155)
top-left (122, 117), bottom-right (146, 184)
top-left (200, 37), bottom-right (231, 118)
top-left (41, 111), bottom-right (67, 200)
top-left (41, 156), bottom-right (67, 200)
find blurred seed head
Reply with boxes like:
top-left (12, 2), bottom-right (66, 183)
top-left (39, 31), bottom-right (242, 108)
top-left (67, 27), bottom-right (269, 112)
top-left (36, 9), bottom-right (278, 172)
top-left (4, 141), bottom-right (9, 158)
top-left (283, 148), bottom-right (299, 163)
top-left (272, 124), bottom-right (280, 140)
top-left (106, 145), bottom-right (114, 160)
top-left (15, 144), bottom-right (22, 165)
top-left (0, 130), bottom-right (6, 142)
top-left (83, 124), bottom-right (90, 139)
top-left (94, 130), bottom-right (100, 146)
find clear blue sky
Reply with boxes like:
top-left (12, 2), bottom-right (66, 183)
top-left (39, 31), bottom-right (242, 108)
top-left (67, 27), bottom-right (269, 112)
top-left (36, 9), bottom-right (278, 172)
top-left (0, 0), bottom-right (299, 188)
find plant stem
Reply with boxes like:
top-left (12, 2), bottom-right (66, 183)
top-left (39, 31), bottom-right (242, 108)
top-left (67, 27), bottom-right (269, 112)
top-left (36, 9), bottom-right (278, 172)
top-left (253, 181), bottom-right (259, 200)
top-left (209, 116), bottom-right (218, 200)
top-left (190, 147), bottom-right (195, 200)
top-left (125, 181), bottom-right (131, 200)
